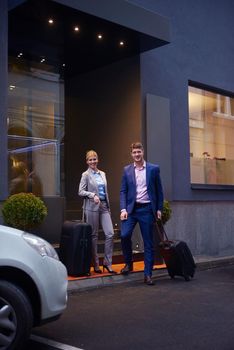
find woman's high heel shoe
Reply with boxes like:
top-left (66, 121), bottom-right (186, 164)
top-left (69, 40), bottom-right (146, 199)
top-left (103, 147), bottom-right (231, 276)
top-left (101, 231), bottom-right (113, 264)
top-left (103, 265), bottom-right (117, 274)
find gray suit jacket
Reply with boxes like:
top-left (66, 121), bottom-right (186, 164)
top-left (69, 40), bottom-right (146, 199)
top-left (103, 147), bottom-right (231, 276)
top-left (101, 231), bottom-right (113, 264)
top-left (78, 168), bottom-right (110, 211)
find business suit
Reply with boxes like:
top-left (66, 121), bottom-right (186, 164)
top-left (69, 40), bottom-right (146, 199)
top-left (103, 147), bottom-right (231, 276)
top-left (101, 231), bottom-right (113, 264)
top-left (120, 162), bottom-right (164, 278)
top-left (79, 168), bottom-right (114, 269)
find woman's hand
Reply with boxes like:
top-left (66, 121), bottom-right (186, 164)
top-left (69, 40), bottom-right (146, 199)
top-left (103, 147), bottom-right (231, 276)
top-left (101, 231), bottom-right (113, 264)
top-left (94, 194), bottom-right (100, 204)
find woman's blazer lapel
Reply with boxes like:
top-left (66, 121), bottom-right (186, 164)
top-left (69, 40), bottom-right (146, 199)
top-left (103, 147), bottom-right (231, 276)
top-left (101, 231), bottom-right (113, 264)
top-left (87, 168), bottom-right (99, 193)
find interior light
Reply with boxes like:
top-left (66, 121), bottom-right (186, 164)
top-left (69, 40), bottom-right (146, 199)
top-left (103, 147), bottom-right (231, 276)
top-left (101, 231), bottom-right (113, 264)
top-left (48, 18), bottom-right (54, 24)
top-left (9, 85), bottom-right (16, 90)
top-left (97, 34), bottom-right (103, 39)
top-left (40, 58), bottom-right (46, 63)
top-left (119, 41), bottom-right (125, 46)
top-left (17, 52), bottom-right (23, 58)
top-left (62, 63), bottom-right (65, 67)
top-left (74, 26), bottom-right (79, 32)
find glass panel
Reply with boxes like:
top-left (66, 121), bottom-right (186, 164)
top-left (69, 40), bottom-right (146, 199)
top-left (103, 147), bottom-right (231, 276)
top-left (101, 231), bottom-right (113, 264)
top-left (8, 59), bottom-right (64, 196)
top-left (189, 86), bottom-right (234, 185)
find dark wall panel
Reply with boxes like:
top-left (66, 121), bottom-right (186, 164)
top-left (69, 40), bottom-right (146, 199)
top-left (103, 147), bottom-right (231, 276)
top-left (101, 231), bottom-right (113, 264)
top-left (0, 0), bottom-right (8, 200)
top-left (65, 56), bottom-right (141, 222)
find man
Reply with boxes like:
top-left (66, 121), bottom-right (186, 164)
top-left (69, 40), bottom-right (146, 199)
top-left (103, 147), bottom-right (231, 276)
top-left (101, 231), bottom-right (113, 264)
top-left (120, 142), bottom-right (164, 285)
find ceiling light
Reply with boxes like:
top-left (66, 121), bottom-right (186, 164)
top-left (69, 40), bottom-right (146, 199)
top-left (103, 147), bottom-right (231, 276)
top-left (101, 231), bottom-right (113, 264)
top-left (97, 34), bottom-right (103, 39)
top-left (40, 58), bottom-right (45, 63)
top-left (119, 41), bottom-right (125, 46)
top-left (17, 52), bottom-right (23, 58)
top-left (48, 19), bottom-right (54, 24)
top-left (74, 26), bottom-right (79, 32)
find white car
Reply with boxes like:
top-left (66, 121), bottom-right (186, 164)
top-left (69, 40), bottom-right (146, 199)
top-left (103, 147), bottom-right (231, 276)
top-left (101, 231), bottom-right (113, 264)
top-left (0, 224), bottom-right (67, 350)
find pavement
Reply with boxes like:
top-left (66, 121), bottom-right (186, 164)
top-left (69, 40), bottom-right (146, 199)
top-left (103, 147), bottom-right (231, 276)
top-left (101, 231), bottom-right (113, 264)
top-left (68, 254), bottom-right (234, 293)
top-left (32, 263), bottom-right (234, 350)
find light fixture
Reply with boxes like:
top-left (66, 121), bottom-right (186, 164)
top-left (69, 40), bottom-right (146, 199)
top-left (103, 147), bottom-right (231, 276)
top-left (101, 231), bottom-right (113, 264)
top-left (9, 85), bottom-right (16, 90)
top-left (74, 26), bottom-right (79, 32)
top-left (119, 41), bottom-right (125, 46)
top-left (62, 63), bottom-right (65, 67)
top-left (97, 34), bottom-right (103, 40)
top-left (40, 58), bottom-right (46, 63)
top-left (17, 52), bottom-right (23, 58)
top-left (48, 18), bottom-right (54, 24)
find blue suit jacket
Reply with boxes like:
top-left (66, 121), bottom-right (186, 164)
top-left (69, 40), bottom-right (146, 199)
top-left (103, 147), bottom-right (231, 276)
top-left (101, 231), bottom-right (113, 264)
top-left (120, 162), bottom-right (164, 215)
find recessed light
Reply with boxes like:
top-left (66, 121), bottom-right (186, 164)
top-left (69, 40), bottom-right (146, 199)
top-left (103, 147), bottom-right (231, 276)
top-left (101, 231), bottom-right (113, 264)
top-left (48, 18), bottom-right (54, 24)
top-left (74, 26), bottom-right (79, 32)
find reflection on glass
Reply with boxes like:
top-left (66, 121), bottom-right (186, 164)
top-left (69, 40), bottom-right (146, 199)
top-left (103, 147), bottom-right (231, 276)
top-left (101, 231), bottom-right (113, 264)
top-left (8, 59), bottom-right (64, 196)
top-left (189, 86), bottom-right (234, 185)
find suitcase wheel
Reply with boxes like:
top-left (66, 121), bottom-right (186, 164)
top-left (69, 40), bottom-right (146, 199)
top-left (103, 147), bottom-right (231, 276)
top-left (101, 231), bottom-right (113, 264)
top-left (169, 273), bottom-right (175, 279)
top-left (184, 275), bottom-right (191, 282)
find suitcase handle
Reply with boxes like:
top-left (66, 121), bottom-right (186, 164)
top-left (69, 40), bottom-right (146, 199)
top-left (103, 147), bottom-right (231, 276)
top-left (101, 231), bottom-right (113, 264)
top-left (154, 219), bottom-right (169, 242)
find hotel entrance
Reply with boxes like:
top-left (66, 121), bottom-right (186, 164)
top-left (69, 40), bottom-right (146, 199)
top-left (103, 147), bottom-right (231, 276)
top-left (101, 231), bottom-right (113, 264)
top-left (7, 0), bottom-right (170, 267)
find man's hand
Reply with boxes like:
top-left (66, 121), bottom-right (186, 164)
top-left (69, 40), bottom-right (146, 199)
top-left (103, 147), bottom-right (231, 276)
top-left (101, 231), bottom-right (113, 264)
top-left (120, 210), bottom-right (128, 221)
top-left (157, 210), bottom-right (162, 220)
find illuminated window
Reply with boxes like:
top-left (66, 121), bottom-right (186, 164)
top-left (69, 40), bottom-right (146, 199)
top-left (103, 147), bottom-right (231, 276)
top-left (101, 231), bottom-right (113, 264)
top-left (189, 85), bottom-right (234, 185)
top-left (8, 62), bottom-right (64, 197)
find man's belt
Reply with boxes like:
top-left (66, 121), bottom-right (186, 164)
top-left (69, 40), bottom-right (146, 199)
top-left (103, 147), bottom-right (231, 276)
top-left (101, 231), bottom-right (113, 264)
top-left (134, 202), bottom-right (150, 208)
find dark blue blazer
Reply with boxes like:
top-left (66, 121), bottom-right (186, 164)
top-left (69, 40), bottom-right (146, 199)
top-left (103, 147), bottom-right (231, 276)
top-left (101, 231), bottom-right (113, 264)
top-left (120, 162), bottom-right (164, 215)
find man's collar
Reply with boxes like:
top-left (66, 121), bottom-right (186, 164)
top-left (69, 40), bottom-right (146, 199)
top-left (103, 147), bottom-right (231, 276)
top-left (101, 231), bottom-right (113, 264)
top-left (134, 161), bottom-right (146, 169)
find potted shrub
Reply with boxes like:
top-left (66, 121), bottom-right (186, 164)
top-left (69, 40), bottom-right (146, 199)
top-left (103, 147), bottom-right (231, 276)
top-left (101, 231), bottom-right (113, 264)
top-left (2, 193), bottom-right (47, 231)
top-left (161, 200), bottom-right (172, 225)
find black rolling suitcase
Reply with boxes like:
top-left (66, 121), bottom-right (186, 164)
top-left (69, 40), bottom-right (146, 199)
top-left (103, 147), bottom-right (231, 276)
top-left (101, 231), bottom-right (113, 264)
top-left (155, 221), bottom-right (196, 281)
top-left (59, 220), bottom-right (92, 277)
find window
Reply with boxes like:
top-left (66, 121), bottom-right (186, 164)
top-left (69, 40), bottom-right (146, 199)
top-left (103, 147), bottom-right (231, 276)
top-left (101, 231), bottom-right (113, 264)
top-left (189, 85), bottom-right (234, 186)
top-left (8, 60), bottom-right (64, 197)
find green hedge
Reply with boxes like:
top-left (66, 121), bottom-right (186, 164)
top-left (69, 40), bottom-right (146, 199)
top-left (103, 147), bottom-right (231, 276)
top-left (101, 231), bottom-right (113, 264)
top-left (162, 200), bottom-right (172, 225)
top-left (2, 193), bottom-right (47, 230)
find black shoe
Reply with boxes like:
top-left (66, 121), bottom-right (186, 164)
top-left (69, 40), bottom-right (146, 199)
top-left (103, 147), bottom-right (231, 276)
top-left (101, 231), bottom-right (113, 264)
top-left (121, 263), bottom-right (133, 275)
top-left (94, 267), bottom-right (102, 274)
top-left (144, 276), bottom-right (154, 285)
top-left (103, 265), bottom-right (117, 274)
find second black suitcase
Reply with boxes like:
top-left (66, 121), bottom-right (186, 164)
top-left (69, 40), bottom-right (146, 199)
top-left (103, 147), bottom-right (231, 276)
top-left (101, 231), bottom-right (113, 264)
top-left (59, 220), bottom-right (92, 277)
top-left (156, 222), bottom-right (196, 281)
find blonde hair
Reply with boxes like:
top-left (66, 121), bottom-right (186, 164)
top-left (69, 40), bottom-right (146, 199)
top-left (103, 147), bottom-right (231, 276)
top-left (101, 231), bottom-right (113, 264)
top-left (86, 150), bottom-right (98, 160)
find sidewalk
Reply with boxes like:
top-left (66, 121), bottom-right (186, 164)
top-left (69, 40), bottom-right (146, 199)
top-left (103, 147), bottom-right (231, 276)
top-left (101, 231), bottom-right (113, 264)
top-left (67, 254), bottom-right (234, 293)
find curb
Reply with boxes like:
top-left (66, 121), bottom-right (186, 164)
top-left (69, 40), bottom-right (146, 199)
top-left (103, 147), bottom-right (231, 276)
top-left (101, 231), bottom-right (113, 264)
top-left (67, 255), bottom-right (234, 294)
top-left (195, 255), bottom-right (234, 271)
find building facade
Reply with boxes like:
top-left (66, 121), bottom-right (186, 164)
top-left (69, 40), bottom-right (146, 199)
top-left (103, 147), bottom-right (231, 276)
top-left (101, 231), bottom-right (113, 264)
top-left (1, 0), bottom-right (234, 258)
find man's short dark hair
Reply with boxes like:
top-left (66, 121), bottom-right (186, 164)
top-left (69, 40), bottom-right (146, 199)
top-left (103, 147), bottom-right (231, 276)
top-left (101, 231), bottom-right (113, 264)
top-left (130, 142), bottom-right (144, 152)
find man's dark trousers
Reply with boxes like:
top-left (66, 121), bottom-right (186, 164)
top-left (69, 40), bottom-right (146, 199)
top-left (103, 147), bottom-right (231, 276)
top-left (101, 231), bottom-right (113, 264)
top-left (121, 203), bottom-right (155, 277)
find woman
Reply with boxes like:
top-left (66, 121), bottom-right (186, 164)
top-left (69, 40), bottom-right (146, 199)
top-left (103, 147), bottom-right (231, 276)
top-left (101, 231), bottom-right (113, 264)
top-left (78, 150), bottom-right (116, 274)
